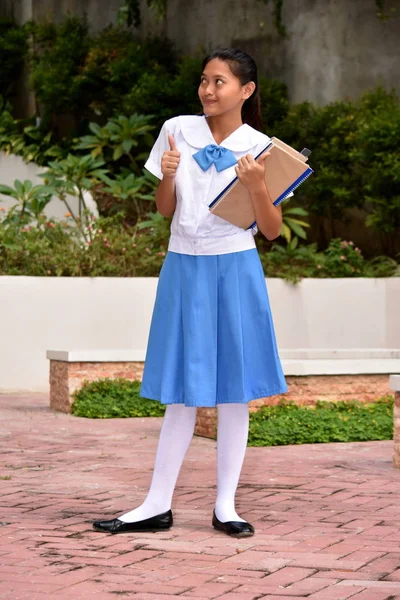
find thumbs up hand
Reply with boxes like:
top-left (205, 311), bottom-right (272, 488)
top-left (161, 134), bottom-right (181, 178)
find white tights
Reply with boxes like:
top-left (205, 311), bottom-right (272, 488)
top-left (119, 403), bottom-right (249, 524)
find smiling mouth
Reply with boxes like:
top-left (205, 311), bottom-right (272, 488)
top-left (202, 99), bottom-right (217, 104)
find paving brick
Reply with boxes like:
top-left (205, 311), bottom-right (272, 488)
top-left (2, 393), bottom-right (400, 600)
top-left (307, 585), bottom-right (366, 599)
top-left (260, 566), bottom-right (316, 587)
top-left (181, 582), bottom-right (239, 597)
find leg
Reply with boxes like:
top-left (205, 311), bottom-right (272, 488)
top-left (215, 403), bottom-right (249, 523)
top-left (119, 403), bottom-right (197, 522)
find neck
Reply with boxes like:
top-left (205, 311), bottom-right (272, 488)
top-left (206, 111), bottom-right (243, 145)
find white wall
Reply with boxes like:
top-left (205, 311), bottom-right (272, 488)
top-left (0, 153), bottom-right (98, 220)
top-left (0, 276), bottom-right (399, 392)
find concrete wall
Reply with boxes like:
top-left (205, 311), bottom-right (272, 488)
top-left (0, 276), bottom-right (399, 392)
top-left (140, 0), bottom-right (400, 105)
top-left (2, 0), bottom-right (399, 106)
top-left (0, 0), bottom-right (122, 30)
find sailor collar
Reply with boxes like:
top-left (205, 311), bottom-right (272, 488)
top-left (178, 115), bottom-right (267, 152)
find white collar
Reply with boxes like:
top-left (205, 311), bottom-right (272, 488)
top-left (178, 115), bottom-right (267, 151)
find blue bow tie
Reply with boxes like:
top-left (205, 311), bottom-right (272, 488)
top-left (193, 144), bottom-right (237, 172)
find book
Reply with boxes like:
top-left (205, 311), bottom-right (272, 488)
top-left (208, 137), bottom-right (313, 230)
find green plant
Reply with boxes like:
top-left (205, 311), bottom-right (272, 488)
top-left (260, 237), bottom-right (320, 282)
top-left (75, 114), bottom-right (155, 172)
top-left (29, 15), bottom-right (90, 126)
top-left (29, 16), bottom-right (177, 133)
top-left (248, 396), bottom-right (393, 446)
top-left (40, 154), bottom-right (109, 238)
top-left (259, 236), bottom-right (399, 282)
top-left (0, 120), bottom-right (66, 164)
top-left (0, 18), bottom-right (28, 96)
top-left (71, 378), bottom-right (166, 418)
top-left (0, 214), bottom-right (168, 277)
top-left (122, 56), bottom-right (203, 130)
top-left (259, 76), bottom-right (289, 131)
top-left (280, 203), bottom-right (309, 243)
top-left (322, 238), bottom-right (365, 277)
top-left (0, 180), bottom-right (53, 224)
top-left (99, 170), bottom-right (156, 224)
top-left (350, 88), bottom-right (400, 257)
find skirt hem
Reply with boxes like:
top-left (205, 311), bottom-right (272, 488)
top-left (139, 385), bottom-right (288, 408)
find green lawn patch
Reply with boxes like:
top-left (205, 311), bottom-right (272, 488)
top-left (71, 378), bottom-right (165, 418)
top-left (248, 397), bottom-right (393, 446)
top-left (71, 379), bottom-right (393, 446)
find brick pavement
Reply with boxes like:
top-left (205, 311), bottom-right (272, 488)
top-left (1, 393), bottom-right (400, 600)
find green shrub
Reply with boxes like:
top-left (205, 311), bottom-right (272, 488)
top-left (0, 18), bottom-right (28, 96)
top-left (72, 378), bottom-right (165, 418)
top-left (350, 88), bottom-right (400, 256)
top-left (258, 76), bottom-right (289, 130)
top-left (259, 237), bottom-right (399, 283)
top-left (248, 396), bottom-right (393, 446)
top-left (29, 17), bottom-right (178, 134)
top-left (122, 56), bottom-right (203, 130)
top-left (1, 209), bottom-right (397, 279)
top-left (29, 16), bottom-right (91, 127)
top-left (0, 214), bottom-right (168, 277)
top-left (274, 87), bottom-right (400, 255)
top-left (71, 378), bottom-right (393, 447)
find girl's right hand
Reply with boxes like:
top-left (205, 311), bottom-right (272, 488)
top-left (161, 134), bottom-right (181, 178)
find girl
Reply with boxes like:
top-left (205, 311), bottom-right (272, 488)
top-left (93, 48), bottom-right (287, 538)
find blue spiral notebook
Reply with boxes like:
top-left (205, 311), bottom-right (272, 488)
top-left (209, 137), bottom-right (313, 230)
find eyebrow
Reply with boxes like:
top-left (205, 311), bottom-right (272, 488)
top-left (201, 73), bottom-right (228, 79)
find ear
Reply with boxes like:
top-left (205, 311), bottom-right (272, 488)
top-left (243, 81), bottom-right (256, 100)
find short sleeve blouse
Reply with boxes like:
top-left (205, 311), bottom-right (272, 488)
top-left (145, 115), bottom-right (272, 256)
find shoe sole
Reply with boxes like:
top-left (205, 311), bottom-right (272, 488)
top-left (212, 524), bottom-right (255, 538)
top-left (92, 525), bottom-right (172, 534)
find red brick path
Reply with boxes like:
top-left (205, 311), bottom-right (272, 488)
top-left (1, 393), bottom-right (400, 600)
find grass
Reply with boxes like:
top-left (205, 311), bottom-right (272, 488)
top-left (71, 379), bottom-right (393, 446)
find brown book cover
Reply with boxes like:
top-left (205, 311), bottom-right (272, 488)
top-left (209, 137), bottom-right (313, 230)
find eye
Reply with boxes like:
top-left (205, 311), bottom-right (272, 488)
top-left (216, 79), bottom-right (224, 85)
top-left (200, 77), bottom-right (207, 85)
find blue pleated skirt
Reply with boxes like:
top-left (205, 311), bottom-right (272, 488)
top-left (140, 249), bottom-right (287, 407)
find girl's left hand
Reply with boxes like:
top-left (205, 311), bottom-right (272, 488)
top-left (235, 151), bottom-right (271, 193)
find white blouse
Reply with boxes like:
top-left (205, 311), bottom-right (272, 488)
top-left (145, 115), bottom-right (272, 256)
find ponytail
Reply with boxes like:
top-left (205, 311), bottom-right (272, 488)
top-left (242, 88), bottom-right (263, 132)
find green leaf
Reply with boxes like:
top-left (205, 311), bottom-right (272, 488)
top-left (286, 220), bottom-right (308, 239)
top-left (113, 146), bottom-right (124, 161)
top-left (0, 185), bottom-right (18, 198)
top-left (14, 179), bottom-right (24, 197)
top-left (280, 222), bottom-right (291, 242)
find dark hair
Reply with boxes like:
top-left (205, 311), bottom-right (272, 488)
top-left (202, 48), bottom-right (263, 131)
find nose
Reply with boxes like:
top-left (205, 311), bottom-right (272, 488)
top-left (203, 81), bottom-right (214, 96)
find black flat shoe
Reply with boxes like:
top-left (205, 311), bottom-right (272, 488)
top-left (212, 510), bottom-right (254, 538)
top-left (92, 510), bottom-right (173, 533)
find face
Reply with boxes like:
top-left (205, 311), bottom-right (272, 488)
top-left (198, 58), bottom-right (255, 118)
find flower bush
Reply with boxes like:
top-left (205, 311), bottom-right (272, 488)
top-left (0, 205), bottom-right (398, 280)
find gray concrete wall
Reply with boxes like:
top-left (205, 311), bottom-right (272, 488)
top-left (1, 0), bottom-right (121, 29)
top-left (140, 0), bottom-right (400, 105)
top-left (1, 0), bottom-right (399, 105)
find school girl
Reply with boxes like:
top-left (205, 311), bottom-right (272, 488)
top-left (93, 48), bottom-right (287, 538)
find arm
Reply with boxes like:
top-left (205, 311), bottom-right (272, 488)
top-left (248, 182), bottom-right (282, 240)
top-left (235, 153), bottom-right (282, 240)
top-left (155, 133), bottom-right (180, 218)
top-left (155, 177), bottom-right (177, 218)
